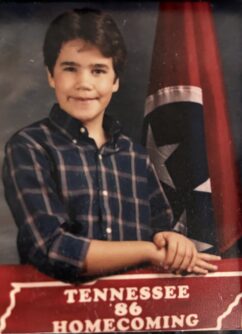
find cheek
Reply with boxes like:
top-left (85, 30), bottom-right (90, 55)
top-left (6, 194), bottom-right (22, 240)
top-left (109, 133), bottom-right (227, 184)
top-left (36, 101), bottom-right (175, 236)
top-left (98, 82), bottom-right (116, 96)
top-left (55, 77), bottom-right (72, 94)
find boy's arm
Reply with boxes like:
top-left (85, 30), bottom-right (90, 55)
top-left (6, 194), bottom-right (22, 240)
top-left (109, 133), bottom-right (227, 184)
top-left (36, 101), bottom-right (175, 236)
top-left (84, 239), bottom-right (220, 276)
top-left (84, 240), bottom-right (165, 275)
top-left (2, 137), bottom-right (92, 280)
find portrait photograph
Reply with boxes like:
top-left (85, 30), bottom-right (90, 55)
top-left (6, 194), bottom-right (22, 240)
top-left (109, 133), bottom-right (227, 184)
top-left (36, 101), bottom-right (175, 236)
top-left (0, 1), bottom-right (242, 333)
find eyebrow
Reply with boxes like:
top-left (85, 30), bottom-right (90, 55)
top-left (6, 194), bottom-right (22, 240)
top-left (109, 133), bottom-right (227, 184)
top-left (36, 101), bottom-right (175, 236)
top-left (60, 61), bottom-right (110, 69)
top-left (92, 64), bottom-right (109, 69)
top-left (60, 61), bottom-right (80, 67)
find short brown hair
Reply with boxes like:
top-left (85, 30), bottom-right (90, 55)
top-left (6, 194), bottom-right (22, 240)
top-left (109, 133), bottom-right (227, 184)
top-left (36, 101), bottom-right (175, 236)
top-left (43, 8), bottom-right (127, 78)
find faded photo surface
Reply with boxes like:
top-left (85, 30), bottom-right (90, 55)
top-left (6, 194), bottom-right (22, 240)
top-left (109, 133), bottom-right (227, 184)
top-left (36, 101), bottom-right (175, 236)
top-left (0, 1), bottom-right (241, 265)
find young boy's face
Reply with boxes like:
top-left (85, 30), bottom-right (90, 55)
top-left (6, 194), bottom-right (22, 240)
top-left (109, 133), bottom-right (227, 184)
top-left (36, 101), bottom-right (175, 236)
top-left (47, 39), bottom-right (119, 128)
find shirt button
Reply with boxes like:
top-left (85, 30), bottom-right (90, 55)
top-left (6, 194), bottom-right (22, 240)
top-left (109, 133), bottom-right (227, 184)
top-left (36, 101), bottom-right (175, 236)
top-left (98, 154), bottom-right (102, 160)
top-left (106, 227), bottom-right (112, 234)
top-left (80, 127), bottom-right (86, 134)
top-left (72, 139), bottom-right (77, 144)
top-left (102, 190), bottom-right (108, 196)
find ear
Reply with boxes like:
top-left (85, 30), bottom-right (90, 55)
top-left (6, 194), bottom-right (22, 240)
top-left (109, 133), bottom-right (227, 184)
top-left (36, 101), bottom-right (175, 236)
top-left (46, 68), bottom-right (55, 89)
top-left (112, 77), bottom-right (119, 93)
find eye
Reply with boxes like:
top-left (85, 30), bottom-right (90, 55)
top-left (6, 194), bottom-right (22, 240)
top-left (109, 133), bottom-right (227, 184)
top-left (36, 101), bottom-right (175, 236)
top-left (63, 66), bottom-right (77, 72)
top-left (92, 68), bottom-right (107, 76)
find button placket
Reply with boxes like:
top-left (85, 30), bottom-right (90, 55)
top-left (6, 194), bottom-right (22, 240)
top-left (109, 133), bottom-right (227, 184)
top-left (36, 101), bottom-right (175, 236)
top-left (96, 150), bottom-right (106, 238)
top-left (98, 155), bottom-right (108, 199)
top-left (96, 151), bottom-right (112, 240)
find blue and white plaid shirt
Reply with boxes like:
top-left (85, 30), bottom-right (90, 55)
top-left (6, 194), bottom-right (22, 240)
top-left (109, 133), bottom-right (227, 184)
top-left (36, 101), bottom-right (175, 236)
top-left (2, 104), bottom-right (171, 281)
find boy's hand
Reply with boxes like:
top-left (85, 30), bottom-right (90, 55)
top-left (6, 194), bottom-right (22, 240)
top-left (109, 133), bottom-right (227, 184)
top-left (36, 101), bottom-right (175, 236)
top-left (187, 253), bottom-right (221, 275)
top-left (153, 231), bottom-right (197, 272)
top-left (153, 231), bottom-right (221, 275)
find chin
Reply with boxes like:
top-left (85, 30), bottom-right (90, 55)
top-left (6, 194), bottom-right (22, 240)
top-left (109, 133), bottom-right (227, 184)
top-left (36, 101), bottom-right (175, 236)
top-left (65, 108), bottom-right (91, 120)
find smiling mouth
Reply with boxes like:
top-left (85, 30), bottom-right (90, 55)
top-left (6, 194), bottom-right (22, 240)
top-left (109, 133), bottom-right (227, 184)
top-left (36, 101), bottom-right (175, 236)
top-left (69, 96), bottom-right (98, 102)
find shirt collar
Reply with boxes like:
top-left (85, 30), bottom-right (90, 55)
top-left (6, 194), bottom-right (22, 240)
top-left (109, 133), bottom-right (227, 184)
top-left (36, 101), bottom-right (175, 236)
top-left (49, 104), bottom-right (122, 143)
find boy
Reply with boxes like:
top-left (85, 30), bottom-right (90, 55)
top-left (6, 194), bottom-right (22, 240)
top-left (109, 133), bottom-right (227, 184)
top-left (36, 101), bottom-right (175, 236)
top-left (2, 8), bottom-right (220, 282)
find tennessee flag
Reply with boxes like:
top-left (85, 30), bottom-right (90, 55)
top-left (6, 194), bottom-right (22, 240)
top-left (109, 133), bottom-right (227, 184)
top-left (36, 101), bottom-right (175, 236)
top-left (142, 2), bottom-right (242, 253)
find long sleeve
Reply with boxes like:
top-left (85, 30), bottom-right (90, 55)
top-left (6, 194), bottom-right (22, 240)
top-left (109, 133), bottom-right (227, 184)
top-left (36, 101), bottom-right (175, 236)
top-left (2, 134), bottom-right (90, 281)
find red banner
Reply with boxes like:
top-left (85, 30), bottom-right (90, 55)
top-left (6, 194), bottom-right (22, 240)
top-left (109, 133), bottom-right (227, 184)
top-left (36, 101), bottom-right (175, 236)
top-left (0, 259), bottom-right (242, 332)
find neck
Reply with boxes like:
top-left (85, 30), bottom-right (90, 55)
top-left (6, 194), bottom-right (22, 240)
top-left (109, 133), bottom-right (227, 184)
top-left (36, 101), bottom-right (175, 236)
top-left (91, 129), bottom-right (107, 149)
top-left (85, 121), bottom-right (107, 149)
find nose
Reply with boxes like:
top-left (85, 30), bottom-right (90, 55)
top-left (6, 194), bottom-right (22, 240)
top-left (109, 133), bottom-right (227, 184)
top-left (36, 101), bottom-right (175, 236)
top-left (75, 70), bottom-right (93, 90)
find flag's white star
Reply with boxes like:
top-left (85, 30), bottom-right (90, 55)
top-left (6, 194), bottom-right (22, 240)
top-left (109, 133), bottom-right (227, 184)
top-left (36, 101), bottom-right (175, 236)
top-left (146, 125), bottom-right (214, 251)
top-left (194, 178), bottom-right (212, 193)
top-left (146, 125), bottom-right (179, 189)
top-left (191, 239), bottom-right (214, 252)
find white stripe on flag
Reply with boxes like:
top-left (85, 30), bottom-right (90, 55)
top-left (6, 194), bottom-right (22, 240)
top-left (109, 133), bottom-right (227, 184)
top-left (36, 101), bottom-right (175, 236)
top-left (145, 85), bottom-right (203, 116)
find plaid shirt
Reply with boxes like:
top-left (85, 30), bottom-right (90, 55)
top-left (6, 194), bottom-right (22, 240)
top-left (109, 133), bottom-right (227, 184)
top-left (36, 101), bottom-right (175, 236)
top-left (2, 104), bottom-right (171, 281)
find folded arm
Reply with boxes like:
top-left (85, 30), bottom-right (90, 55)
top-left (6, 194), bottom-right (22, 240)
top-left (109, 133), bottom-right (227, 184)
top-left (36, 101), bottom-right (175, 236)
top-left (3, 136), bottom-right (220, 280)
